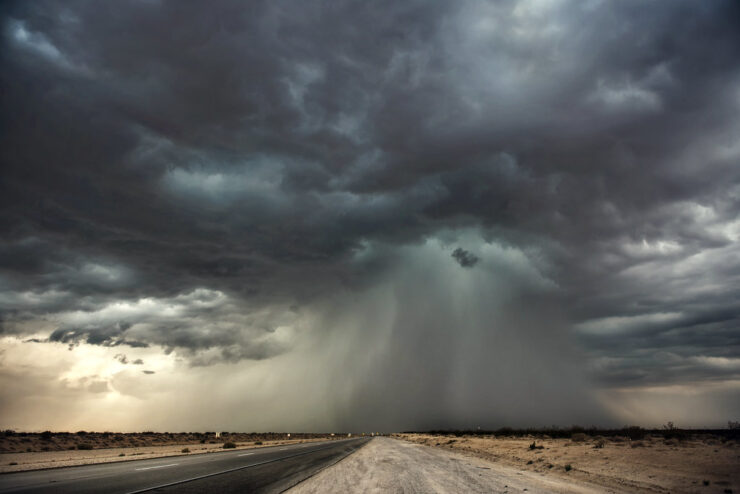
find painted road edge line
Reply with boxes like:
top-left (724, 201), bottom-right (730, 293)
top-left (135, 464), bottom-right (178, 471)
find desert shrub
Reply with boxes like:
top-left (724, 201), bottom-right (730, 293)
top-left (630, 441), bottom-right (644, 448)
top-left (254, 441), bottom-right (262, 445)
top-left (76, 430), bottom-right (87, 436)
top-left (565, 464), bottom-right (572, 472)
top-left (528, 441), bottom-right (543, 450)
top-left (119, 453), bottom-right (125, 457)
top-left (223, 442), bottom-right (236, 449)
top-left (663, 428), bottom-right (687, 441)
top-left (68, 445), bottom-right (76, 450)
top-left (703, 480), bottom-right (710, 486)
top-left (40, 431), bottom-right (53, 441)
top-left (181, 448), bottom-right (190, 453)
top-left (624, 426), bottom-right (645, 440)
top-left (77, 443), bottom-right (94, 450)
top-left (4, 430), bottom-right (14, 436)
top-left (571, 433), bottom-right (587, 442)
top-left (8, 462), bottom-right (18, 466)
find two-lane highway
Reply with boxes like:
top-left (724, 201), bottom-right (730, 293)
top-left (0, 438), bottom-right (369, 494)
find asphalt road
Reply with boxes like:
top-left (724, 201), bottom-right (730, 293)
top-left (0, 438), bottom-right (369, 494)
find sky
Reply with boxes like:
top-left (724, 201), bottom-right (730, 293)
top-left (1, 0), bottom-right (739, 432)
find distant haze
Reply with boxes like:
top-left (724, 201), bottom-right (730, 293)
top-left (1, 0), bottom-right (739, 432)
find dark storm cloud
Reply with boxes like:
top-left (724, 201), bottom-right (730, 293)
top-left (1, 0), bottom-right (740, 427)
top-left (451, 248), bottom-right (479, 268)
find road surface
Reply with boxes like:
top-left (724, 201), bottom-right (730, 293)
top-left (0, 438), bottom-right (368, 494)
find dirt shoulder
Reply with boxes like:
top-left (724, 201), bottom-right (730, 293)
top-left (288, 436), bottom-right (607, 493)
top-left (395, 433), bottom-right (739, 494)
top-left (0, 437), bottom-right (337, 474)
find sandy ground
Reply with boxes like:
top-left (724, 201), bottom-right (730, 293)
top-left (394, 433), bottom-right (740, 494)
top-left (288, 437), bottom-right (610, 494)
top-left (0, 437), bottom-right (332, 474)
top-left (0, 431), bottom-right (335, 454)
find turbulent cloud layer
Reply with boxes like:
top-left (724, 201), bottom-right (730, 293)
top-left (1, 0), bottom-right (739, 431)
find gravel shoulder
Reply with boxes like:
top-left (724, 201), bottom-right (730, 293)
top-left (287, 437), bottom-right (610, 494)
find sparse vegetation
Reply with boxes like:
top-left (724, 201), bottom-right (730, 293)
top-left (564, 464), bottom-right (572, 472)
top-left (571, 433), bottom-right (587, 442)
top-left (223, 442), bottom-right (236, 449)
top-left (76, 443), bottom-right (94, 450)
top-left (181, 448), bottom-right (190, 453)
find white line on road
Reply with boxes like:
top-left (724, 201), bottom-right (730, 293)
top-left (237, 453), bottom-right (254, 456)
top-left (279, 448), bottom-right (287, 450)
top-left (135, 463), bottom-right (178, 471)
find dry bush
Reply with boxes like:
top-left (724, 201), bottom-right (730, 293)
top-left (571, 433), bottom-right (587, 442)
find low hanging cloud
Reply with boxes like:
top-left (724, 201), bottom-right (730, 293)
top-left (1, 0), bottom-right (739, 430)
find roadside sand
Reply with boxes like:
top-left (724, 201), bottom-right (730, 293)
top-left (396, 433), bottom-right (740, 494)
top-left (0, 438), bottom-right (331, 474)
top-left (288, 436), bottom-right (608, 493)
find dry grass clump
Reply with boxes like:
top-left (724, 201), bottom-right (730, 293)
top-left (571, 433), bottom-right (587, 442)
